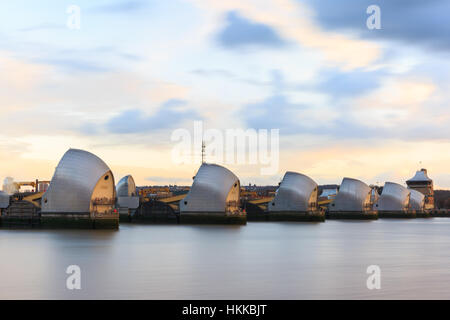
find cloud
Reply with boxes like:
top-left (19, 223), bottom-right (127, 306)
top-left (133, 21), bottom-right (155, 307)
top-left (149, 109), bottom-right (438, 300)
top-left (90, 1), bottom-right (146, 14)
top-left (283, 139), bottom-right (450, 187)
top-left (191, 0), bottom-right (381, 69)
top-left (244, 94), bottom-right (305, 132)
top-left (242, 93), bottom-right (377, 140)
top-left (241, 70), bottom-right (450, 142)
top-left (242, 70), bottom-right (347, 134)
top-left (0, 52), bottom-right (194, 138)
top-left (217, 11), bottom-right (288, 49)
top-left (352, 78), bottom-right (436, 111)
top-left (18, 23), bottom-right (65, 32)
top-left (191, 68), bottom-right (235, 78)
top-left (34, 58), bottom-right (110, 73)
top-left (161, 98), bottom-right (188, 108)
top-left (317, 68), bottom-right (385, 98)
top-left (105, 99), bottom-right (200, 134)
top-left (0, 52), bottom-right (54, 116)
top-left (78, 123), bottom-right (99, 136)
top-left (303, 0), bottom-right (450, 52)
top-left (75, 46), bottom-right (143, 62)
top-left (0, 39), bottom-right (141, 75)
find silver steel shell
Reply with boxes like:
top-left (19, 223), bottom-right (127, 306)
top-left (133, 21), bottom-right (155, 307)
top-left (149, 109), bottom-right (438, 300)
top-left (409, 189), bottom-right (425, 210)
top-left (116, 175), bottom-right (137, 197)
top-left (180, 163), bottom-right (240, 213)
top-left (268, 171), bottom-right (318, 212)
top-left (42, 148), bottom-right (114, 213)
top-left (0, 190), bottom-right (9, 209)
top-left (374, 182), bottom-right (410, 211)
top-left (329, 177), bottom-right (372, 212)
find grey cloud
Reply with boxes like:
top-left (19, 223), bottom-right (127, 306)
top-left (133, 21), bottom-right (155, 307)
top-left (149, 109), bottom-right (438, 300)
top-left (302, 0), bottom-right (450, 52)
top-left (105, 100), bottom-right (201, 134)
top-left (317, 68), bottom-right (386, 98)
top-left (217, 11), bottom-right (288, 49)
top-left (242, 70), bottom-right (450, 141)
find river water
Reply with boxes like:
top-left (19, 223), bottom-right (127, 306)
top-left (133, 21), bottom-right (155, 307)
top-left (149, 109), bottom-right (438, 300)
top-left (1, 219), bottom-right (449, 299)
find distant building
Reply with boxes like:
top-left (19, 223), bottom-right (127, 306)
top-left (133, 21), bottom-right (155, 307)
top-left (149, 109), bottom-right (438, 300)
top-left (319, 188), bottom-right (338, 200)
top-left (242, 185), bottom-right (277, 198)
top-left (2, 177), bottom-right (18, 195)
top-left (406, 169), bottom-right (434, 210)
top-left (138, 186), bottom-right (172, 199)
top-left (37, 182), bottom-right (49, 193)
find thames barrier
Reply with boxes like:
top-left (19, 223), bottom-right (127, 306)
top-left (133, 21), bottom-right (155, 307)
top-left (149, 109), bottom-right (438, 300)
top-left (0, 148), bottom-right (449, 229)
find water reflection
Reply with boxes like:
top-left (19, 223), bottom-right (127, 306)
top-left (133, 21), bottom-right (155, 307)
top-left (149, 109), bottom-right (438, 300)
top-left (1, 219), bottom-right (450, 299)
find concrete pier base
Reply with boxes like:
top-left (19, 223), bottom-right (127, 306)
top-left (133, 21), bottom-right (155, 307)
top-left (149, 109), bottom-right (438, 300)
top-left (40, 213), bottom-right (118, 229)
top-left (415, 211), bottom-right (432, 218)
top-left (131, 200), bottom-right (179, 224)
top-left (327, 211), bottom-right (378, 220)
top-left (1, 199), bottom-right (40, 228)
top-left (378, 211), bottom-right (416, 218)
top-left (0, 216), bottom-right (41, 228)
top-left (119, 214), bottom-right (132, 223)
top-left (430, 209), bottom-right (450, 217)
top-left (246, 213), bottom-right (269, 221)
top-left (243, 202), bottom-right (268, 221)
top-left (132, 213), bottom-right (179, 224)
top-left (1, 214), bottom-right (118, 229)
top-left (267, 211), bottom-right (325, 222)
top-left (93, 218), bottom-right (119, 229)
top-left (118, 207), bottom-right (131, 223)
top-left (180, 212), bottom-right (247, 225)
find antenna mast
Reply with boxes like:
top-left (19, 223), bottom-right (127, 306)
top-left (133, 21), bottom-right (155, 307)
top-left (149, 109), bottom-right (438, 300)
top-left (201, 140), bottom-right (206, 164)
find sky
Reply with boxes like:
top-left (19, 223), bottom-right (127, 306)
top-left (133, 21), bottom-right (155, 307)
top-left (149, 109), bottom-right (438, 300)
top-left (0, 0), bottom-right (449, 189)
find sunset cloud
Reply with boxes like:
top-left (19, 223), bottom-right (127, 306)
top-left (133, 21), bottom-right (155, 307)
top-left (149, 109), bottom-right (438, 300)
top-left (0, 0), bottom-right (448, 188)
top-left (191, 0), bottom-right (381, 69)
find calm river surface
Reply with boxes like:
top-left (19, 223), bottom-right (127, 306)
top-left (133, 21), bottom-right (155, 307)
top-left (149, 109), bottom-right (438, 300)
top-left (1, 219), bottom-right (450, 299)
